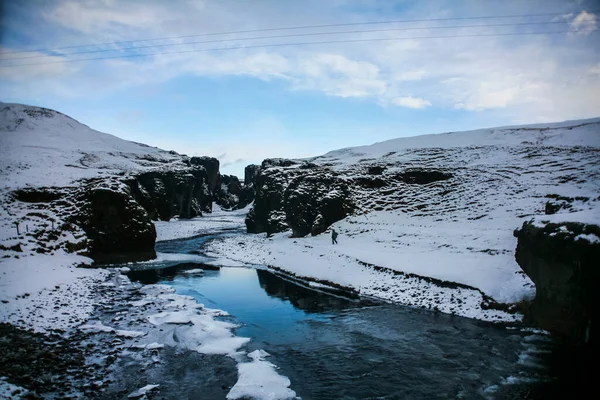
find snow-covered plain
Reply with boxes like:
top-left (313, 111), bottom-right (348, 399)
top-left (206, 117), bottom-right (600, 322)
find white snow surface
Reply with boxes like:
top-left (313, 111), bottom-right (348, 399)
top-left (227, 350), bottom-right (297, 400)
top-left (0, 103), bottom-right (188, 190)
top-left (127, 384), bottom-right (160, 398)
top-left (154, 203), bottom-right (251, 242)
top-left (0, 377), bottom-right (28, 399)
top-left (0, 254), bottom-right (108, 332)
top-left (321, 117), bottom-right (600, 161)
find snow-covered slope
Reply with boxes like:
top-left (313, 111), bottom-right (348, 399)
top-left (0, 103), bottom-right (192, 333)
top-left (323, 118), bottom-right (600, 161)
top-left (0, 102), bottom-right (188, 190)
top-left (207, 117), bottom-right (600, 322)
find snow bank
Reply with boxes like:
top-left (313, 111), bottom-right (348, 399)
top-left (127, 384), bottom-right (160, 398)
top-left (0, 254), bottom-right (108, 332)
top-left (532, 208), bottom-right (600, 227)
top-left (0, 377), bottom-right (28, 399)
top-left (205, 214), bottom-right (534, 322)
top-left (227, 350), bottom-right (296, 400)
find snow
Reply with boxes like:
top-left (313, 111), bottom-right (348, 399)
top-left (115, 329), bottom-right (147, 338)
top-left (0, 103), bottom-right (189, 190)
top-left (138, 285), bottom-right (249, 356)
top-left (182, 268), bottom-right (205, 275)
top-left (154, 205), bottom-right (249, 242)
top-left (146, 309), bottom-right (250, 355)
top-left (0, 377), bottom-right (28, 399)
top-left (0, 254), bottom-right (108, 332)
top-left (320, 117), bottom-right (600, 162)
top-left (79, 321), bottom-right (115, 333)
top-left (532, 208), bottom-right (600, 227)
top-left (575, 233), bottom-right (600, 244)
top-left (227, 350), bottom-right (297, 400)
top-left (127, 384), bottom-right (160, 398)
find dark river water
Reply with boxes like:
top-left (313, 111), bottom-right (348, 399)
top-left (115, 233), bottom-right (577, 399)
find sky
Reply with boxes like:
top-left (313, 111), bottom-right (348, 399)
top-left (1, 0), bottom-right (599, 177)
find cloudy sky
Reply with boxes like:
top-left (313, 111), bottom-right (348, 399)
top-left (1, 0), bottom-right (599, 176)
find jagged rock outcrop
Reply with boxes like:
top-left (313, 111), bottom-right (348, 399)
top-left (214, 174), bottom-right (255, 210)
top-left (190, 156), bottom-right (220, 193)
top-left (73, 182), bottom-right (157, 264)
top-left (245, 157), bottom-right (454, 235)
top-left (245, 161), bottom-right (308, 234)
top-left (284, 173), bottom-right (355, 237)
top-left (128, 167), bottom-right (212, 221)
top-left (514, 220), bottom-right (599, 346)
top-left (244, 164), bottom-right (260, 185)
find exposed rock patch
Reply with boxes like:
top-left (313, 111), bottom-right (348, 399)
top-left (284, 173), bottom-right (355, 237)
top-left (244, 158), bottom-right (454, 235)
top-left (515, 220), bottom-right (599, 345)
top-left (74, 181), bottom-right (157, 264)
top-left (129, 167), bottom-right (211, 220)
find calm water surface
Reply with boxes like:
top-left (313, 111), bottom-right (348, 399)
top-left (121, 234), bottom-right (565, 399)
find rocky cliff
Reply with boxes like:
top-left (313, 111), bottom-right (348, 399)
top-left (515, 219), bottom-right (599, 346)
top-left (245, 157), bottom-right (452, 236)
top-left (129, 167), bottom-right (212, 221)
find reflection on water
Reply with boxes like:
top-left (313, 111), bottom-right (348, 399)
top-left (128, 265), bottom-right (560, 399)
top-left (127, 262), bottom-right (219, 284)
top-left (256, 269), bottom-right (367, 312)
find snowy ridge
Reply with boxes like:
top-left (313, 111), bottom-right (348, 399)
top-left (320, 117), bottom-right (600, 161)
top-left (0, 103), bottom-right (189, 190)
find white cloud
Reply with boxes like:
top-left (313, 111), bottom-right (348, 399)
top-left (392, 96), bottom-right (431, 109)
top-left (570, 11), bottom-right (598, 36)
top-left (2, 0), bottom-right (600, 123)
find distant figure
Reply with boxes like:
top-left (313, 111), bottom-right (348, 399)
top-left (331, 228), bottom-right (338, 244)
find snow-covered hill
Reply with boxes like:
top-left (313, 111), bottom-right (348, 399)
top-left (207, 117), bottom-right (600, 322)
top-left (0, 103), bottom-right (198, 332)
top-left (0, 102), bottom-right (188, 190)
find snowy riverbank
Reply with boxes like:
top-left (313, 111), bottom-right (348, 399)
top-left (0, 210), bottom-right (297, 399)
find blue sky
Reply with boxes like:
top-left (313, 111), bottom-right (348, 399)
top-left (1, 0), bottom-right (599, 176)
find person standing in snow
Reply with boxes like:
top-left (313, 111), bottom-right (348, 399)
top-left (331, 228), bottom-right (338, 244)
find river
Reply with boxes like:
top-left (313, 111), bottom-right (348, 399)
top-left (100, 226), bottom-right (564, 400)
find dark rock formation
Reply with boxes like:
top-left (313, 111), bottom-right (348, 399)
top-left (12, 188), bottom-right (64, 203)
top-left (514, 220), bottom-right (599, 346)
top-left (395, 168), bottom-right (453, 184)
top-left (261, 158), bottom-right (298, 168)
top-left (245, 157), bottom-right (454, 236)
top-left (244, 164), bottom-right (260, 186)
top-left (367, 165), bottom-right (387, 175)
top-left (245, 162), bottom-right (307, 234)
top-left (74, 184), bottom-right (156, 264)
top-left (190, 156), bottom-right (220, 192)
top-left (284, 173), bottom-right (355, 237)
top-left (214, 174), bottom-right (243, 210)
top-left (544, 194), bottom-right (590, 215)
top-left (129, 167), bottom-right (211, 221)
